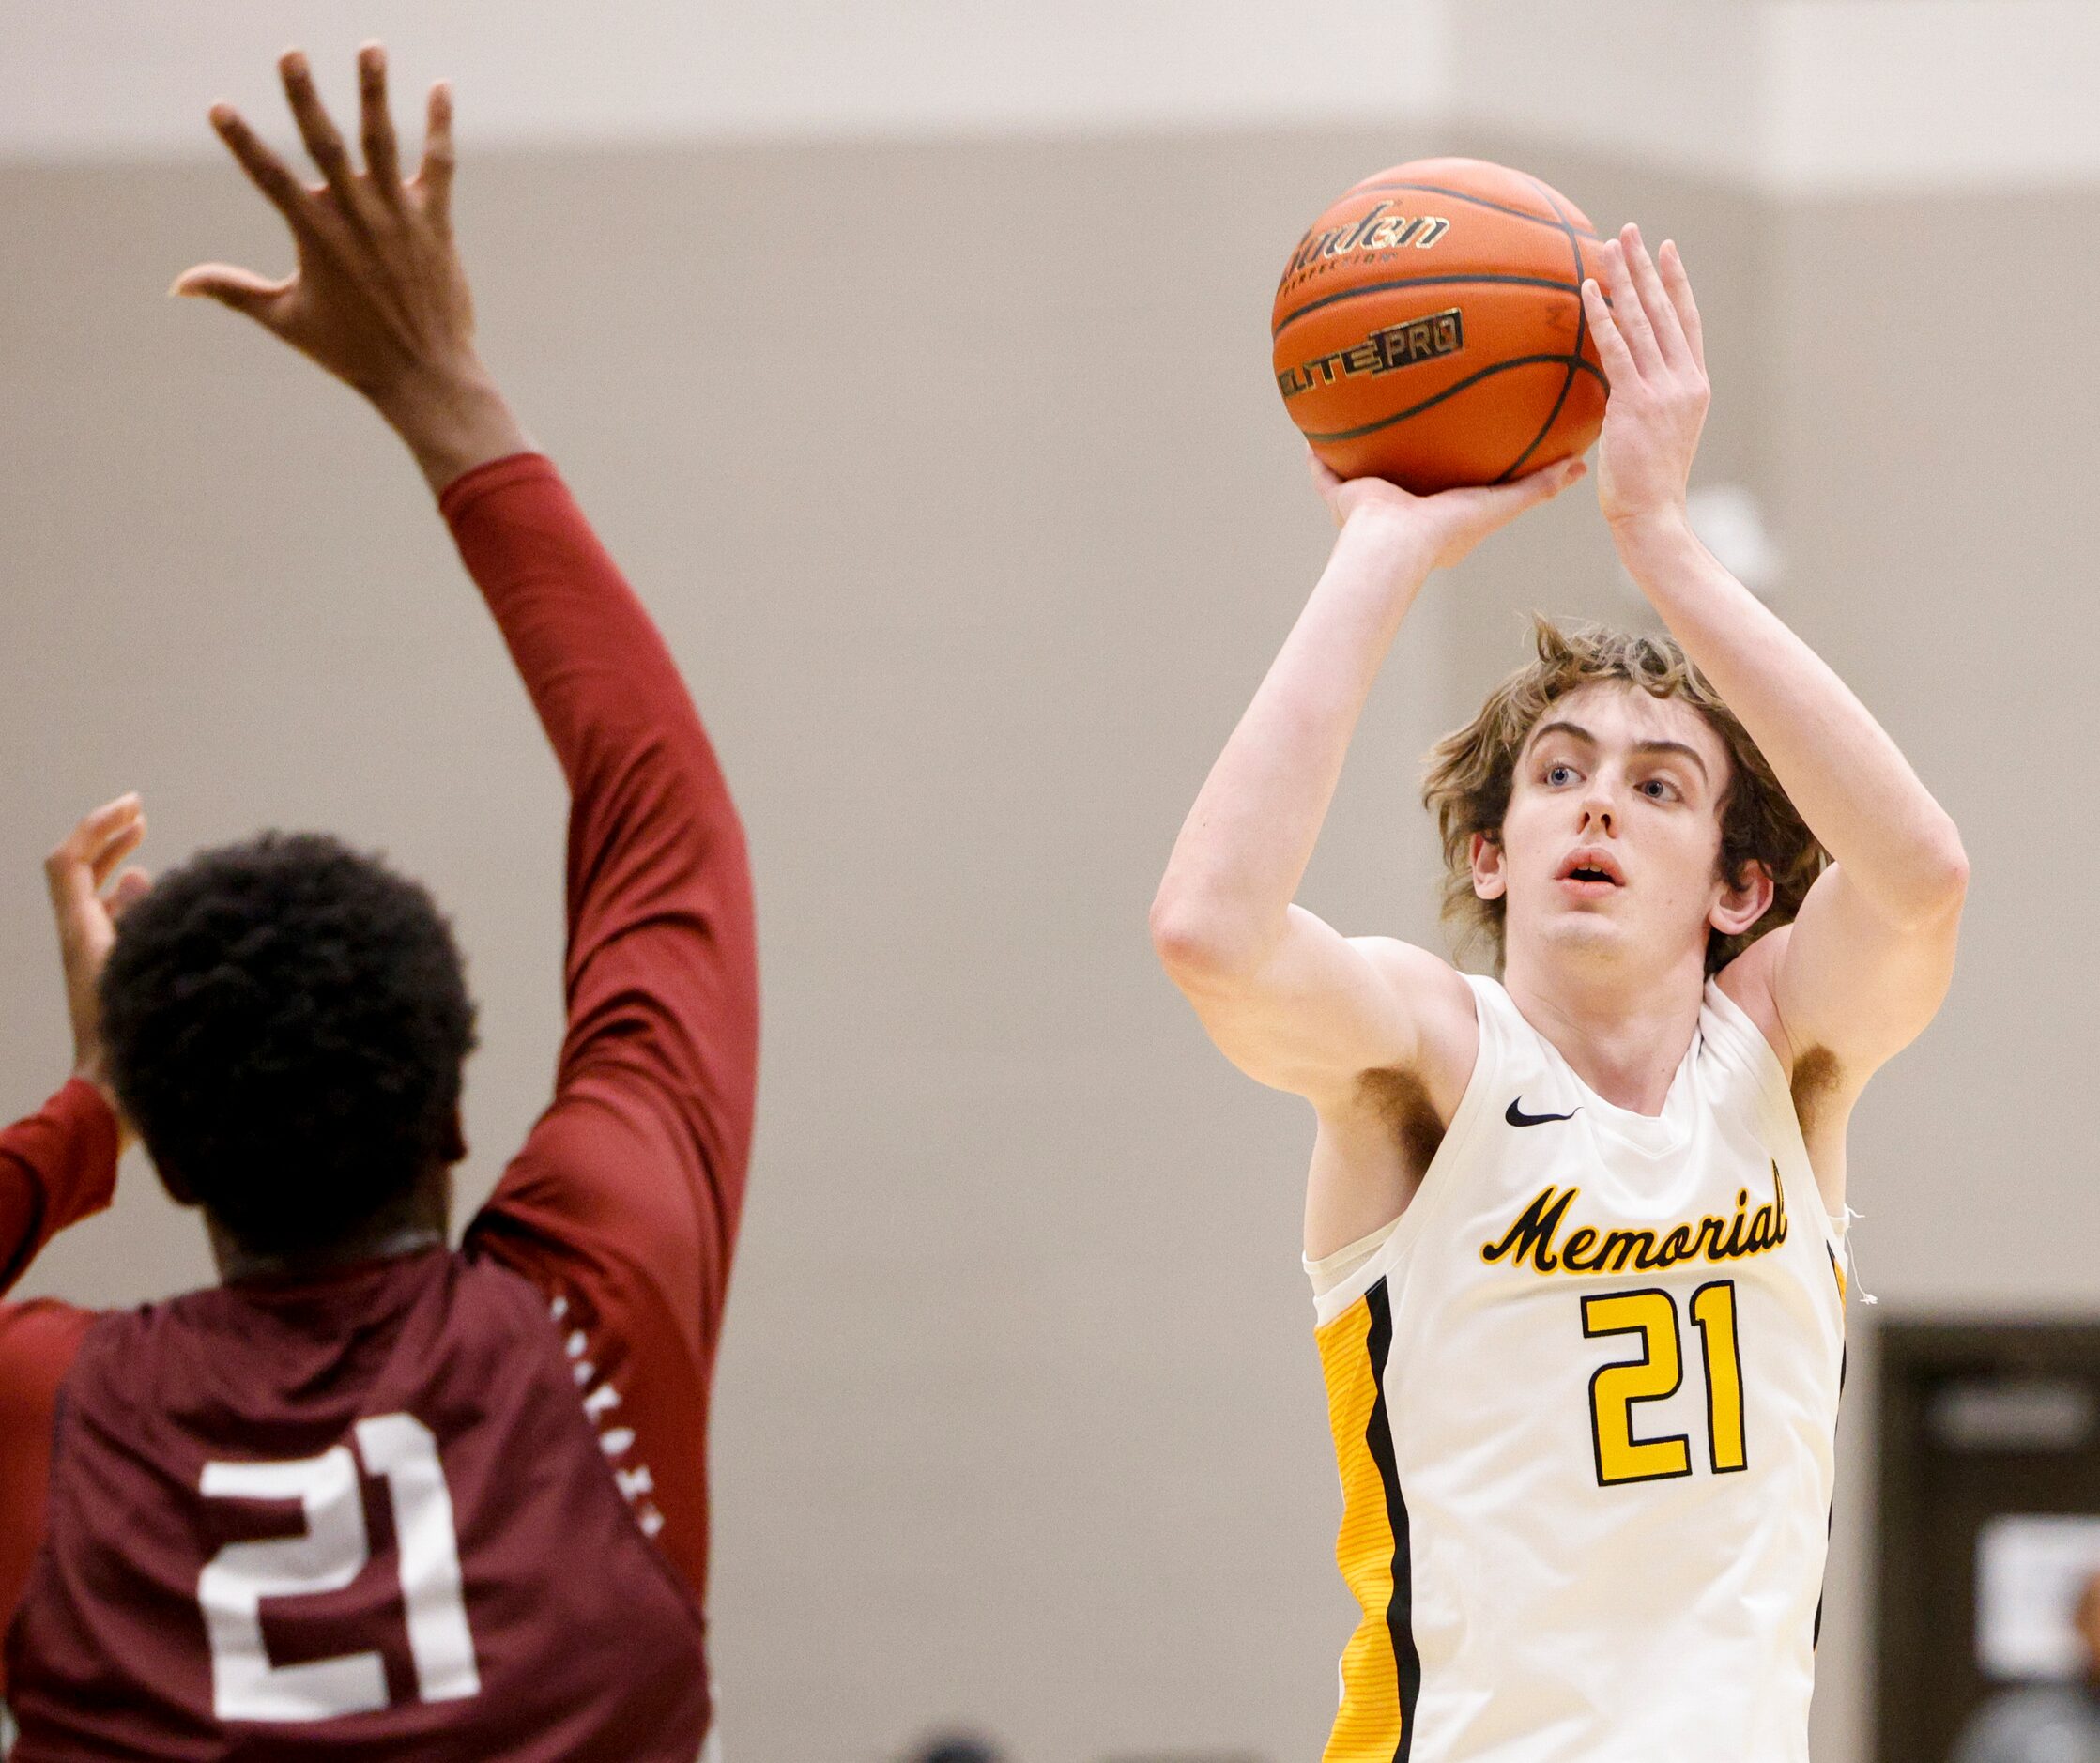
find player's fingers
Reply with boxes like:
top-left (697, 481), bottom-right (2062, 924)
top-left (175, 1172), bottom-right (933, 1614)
top-left (278, 49), bottom-right (363, 214)
top-left (46, 794), bottom-right (141, 875)
top-left (358, 42), bottom-right (403, 192)
top-left (1601, 234), bottom-right (1662, 372)
top-left (1622, 224), bottom-right (1690, 368)
top-left (415, 80), bottom-right (456, 232)
top-left (1582, 279), bottom-right (1637, 390)
top-left (1508, 455), bottom-right (1586, 507)
top-left (43, 796), bottom-right (137, 932)
top-left (85, 819), bottom-right (146, 892)
top-left (1660, 239), bottom-right (1706, 374)
top-left (207, 103), bottom-right (315, 233)
top-left (109, 868), bottom-right (154, 922)
top-left (169, 263), bottom-right (296, 324)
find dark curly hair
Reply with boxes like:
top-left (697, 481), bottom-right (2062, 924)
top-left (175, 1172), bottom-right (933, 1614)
top-left (100, 833), bottom-right (477, 1259)
top-left (1422, 617), bottom-right (1828, 975)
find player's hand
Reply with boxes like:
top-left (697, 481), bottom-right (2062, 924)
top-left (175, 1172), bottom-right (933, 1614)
top-left (1309, 448), bottom-right (1586, 573)
top-left (173, 47), bottom-right (529, 488)
top-left (1582, 223), bottom-right (1709, 535)
top-left (44, 794), bottom-right (152, 1139)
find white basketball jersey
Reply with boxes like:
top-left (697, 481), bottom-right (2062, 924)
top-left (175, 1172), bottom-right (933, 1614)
top-left (1311, 973), bottom-right (1847, 1763)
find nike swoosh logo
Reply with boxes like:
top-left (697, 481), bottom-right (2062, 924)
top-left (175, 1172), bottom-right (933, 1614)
top-left (1507, 1097), bottom-right (1579, 1127)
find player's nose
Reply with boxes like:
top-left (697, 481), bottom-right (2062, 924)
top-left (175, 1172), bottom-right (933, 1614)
top-left (1578, 789), bottom-right (1616, 835)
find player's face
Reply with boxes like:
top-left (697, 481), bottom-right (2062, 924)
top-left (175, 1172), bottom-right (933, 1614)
top-left (1478, 682), bottom-right (1760, 977)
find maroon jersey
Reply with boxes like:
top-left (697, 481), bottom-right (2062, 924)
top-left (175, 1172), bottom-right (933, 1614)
top-left (6, 1253), bottom-right (711, 1759)
top-left (0, 454), bottom-right (759, 1759)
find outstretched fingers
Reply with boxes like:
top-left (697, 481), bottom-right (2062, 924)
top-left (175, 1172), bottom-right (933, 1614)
top-left (416, 80), bottom-right (456, 232)
top-left (1659, 239), bottom-right (1706, 373)
top-left (358, 42), bottom-right (403, 193)
top-left (278, 50), bottom-right (364, 217)
top-left (1621, 224), bottom-right (1692, 368)
top-left (207, 102), bottom-right (315, 232)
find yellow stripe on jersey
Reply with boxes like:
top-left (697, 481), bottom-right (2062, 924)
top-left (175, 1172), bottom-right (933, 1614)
top-left (1315, 1278), bottom-right (1418, 1763)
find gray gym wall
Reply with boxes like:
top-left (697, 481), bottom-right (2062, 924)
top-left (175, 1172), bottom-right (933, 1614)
top-left (2, 7), bottom-right (2093, 1759)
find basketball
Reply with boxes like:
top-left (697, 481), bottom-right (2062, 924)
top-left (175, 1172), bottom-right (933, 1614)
top-left (1271, 157), bottom-right (1607, 494)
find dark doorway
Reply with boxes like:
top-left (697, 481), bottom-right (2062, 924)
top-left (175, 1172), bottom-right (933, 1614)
top-left (1878, 1318), bottom-right (2100, 1763)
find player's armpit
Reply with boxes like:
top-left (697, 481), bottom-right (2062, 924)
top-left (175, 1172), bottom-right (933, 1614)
top-left (472, 1078), bottom-right (735, 1372)
top-left (1172, 910), bottom-right (1472, 1106)
top-left (0, 1300), bottom-right (96, 1688)
top-left (1724, 860), bottom-right (1963, 1096)
top-left (466, 1104), bottom-right (726, 1604)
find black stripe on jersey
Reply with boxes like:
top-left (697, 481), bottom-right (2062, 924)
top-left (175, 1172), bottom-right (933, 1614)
top-left (1363, 1277), bottom-right (1422, 1761)
top-left (1813, 1339), bottom-right (1848, 1648)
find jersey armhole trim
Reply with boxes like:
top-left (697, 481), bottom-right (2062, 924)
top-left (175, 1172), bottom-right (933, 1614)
top-left (1311, 973), bottom-right (1496, 1328)
top-left (1703, 978), bottom-right (1843, 1264)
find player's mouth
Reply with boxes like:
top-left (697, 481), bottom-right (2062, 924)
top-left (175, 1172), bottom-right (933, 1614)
top-left (1555, 848), bottom-right (1624, 897)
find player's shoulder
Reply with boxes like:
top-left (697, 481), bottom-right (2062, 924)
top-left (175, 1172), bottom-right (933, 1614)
top-left (1344, 935), bottom-right (1480, 1101)
top-left (0, 1300), bottom-right (101, 1416)
top-left (1714, 924), bottom-right (1798, 1075)
top-left (1346, 934), bottom-right (1470, 1005)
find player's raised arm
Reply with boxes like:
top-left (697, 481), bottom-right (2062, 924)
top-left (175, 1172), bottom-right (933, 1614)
top-left (1150, 453), bottom-right (1583, 1106)
top-left (174, 45), bottom-right (758, 1217)
top-left (1583, 225), bottom-right (1968, 1138)
top-left (0, 797), bottom-right (146, 1296)
top-left (177, 45), bottom-right (759, 1602)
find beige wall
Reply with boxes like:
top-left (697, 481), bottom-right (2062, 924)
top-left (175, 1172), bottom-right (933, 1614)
top-left (2, 130), bottom-right (2088, 1760)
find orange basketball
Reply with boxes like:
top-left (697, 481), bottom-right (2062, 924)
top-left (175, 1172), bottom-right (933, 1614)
top-left (1272, 158), bottom-right (1607, 494)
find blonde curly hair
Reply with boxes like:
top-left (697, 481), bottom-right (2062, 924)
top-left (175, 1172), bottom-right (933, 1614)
top-left (1422, 617), bottom-right (1826, 974)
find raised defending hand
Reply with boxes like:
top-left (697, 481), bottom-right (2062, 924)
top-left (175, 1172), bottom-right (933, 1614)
top-left (1308, 447), bottom-right (1586, 574)
top-left (174, 46), bottom-right (529, 489)
top-left (43, 795), bottom-right (151, 1128)
top-left (1581, 223), bottom-right (1709, 533)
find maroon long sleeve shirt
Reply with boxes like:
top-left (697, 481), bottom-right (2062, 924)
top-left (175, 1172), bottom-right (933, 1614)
top-left (0, 455), bottom-right (758, 1759)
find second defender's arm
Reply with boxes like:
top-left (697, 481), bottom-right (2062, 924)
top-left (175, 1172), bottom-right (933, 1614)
top-left (1151, 456), bottom-right (1582, 1101)
top-left (1, 795), bottom-right (149, 1296)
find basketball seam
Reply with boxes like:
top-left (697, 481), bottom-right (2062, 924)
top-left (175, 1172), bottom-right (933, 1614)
top-left (1300, 354), bottom-right (1593, 445)
top-left (1346, 180), bottom-right (1603, 242)
top-left (1271, 272), bottom-right (1588, 343)
top-left (1493, 178), bottom-right (1592, 483)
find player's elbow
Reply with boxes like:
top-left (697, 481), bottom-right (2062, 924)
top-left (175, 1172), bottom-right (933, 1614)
top-left (1918, 833), bottom-right (1970, 921)
top-left (1886, 825), bottom-right (1970, 930)
top-left (1149, 888), bottom-right (1264, 994)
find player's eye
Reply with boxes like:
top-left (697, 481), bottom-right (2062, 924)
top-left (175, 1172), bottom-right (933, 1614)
top-left (1544, 763), bottom-right (1577, 787)
top-left (1639, 776), bottom-right (1679, 801)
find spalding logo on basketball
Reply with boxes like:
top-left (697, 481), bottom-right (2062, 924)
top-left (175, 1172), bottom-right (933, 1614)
top-left (1273, 157), bottom-right (1607, 494)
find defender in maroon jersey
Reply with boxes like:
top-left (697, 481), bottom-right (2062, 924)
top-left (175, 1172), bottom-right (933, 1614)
top-left (0, 48), bottom-right (757, 1761)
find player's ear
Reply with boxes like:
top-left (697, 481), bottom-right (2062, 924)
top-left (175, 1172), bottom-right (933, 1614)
top-left (1709, 857), bottom-right (1773, 937)
top-left (1470, 830), bottom-right (1508, 901)
top-left (150, 1158), bottom-right (199, 1208)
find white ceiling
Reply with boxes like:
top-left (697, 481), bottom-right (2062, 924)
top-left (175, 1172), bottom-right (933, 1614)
top-left (3, 0), bottom-right (2093, 192)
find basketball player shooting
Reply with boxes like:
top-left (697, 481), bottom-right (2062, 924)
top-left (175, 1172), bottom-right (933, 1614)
top-left (0, 48), bottom-right (755, 1760)
top-left (1152, 226), bottom-right (1967, 1760)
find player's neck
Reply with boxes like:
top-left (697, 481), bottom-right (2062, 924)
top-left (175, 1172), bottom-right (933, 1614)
top-left (1500, 944), bottom-right (1709, 1118)
top-left (208, 1169), bottom-right (454, 1286)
